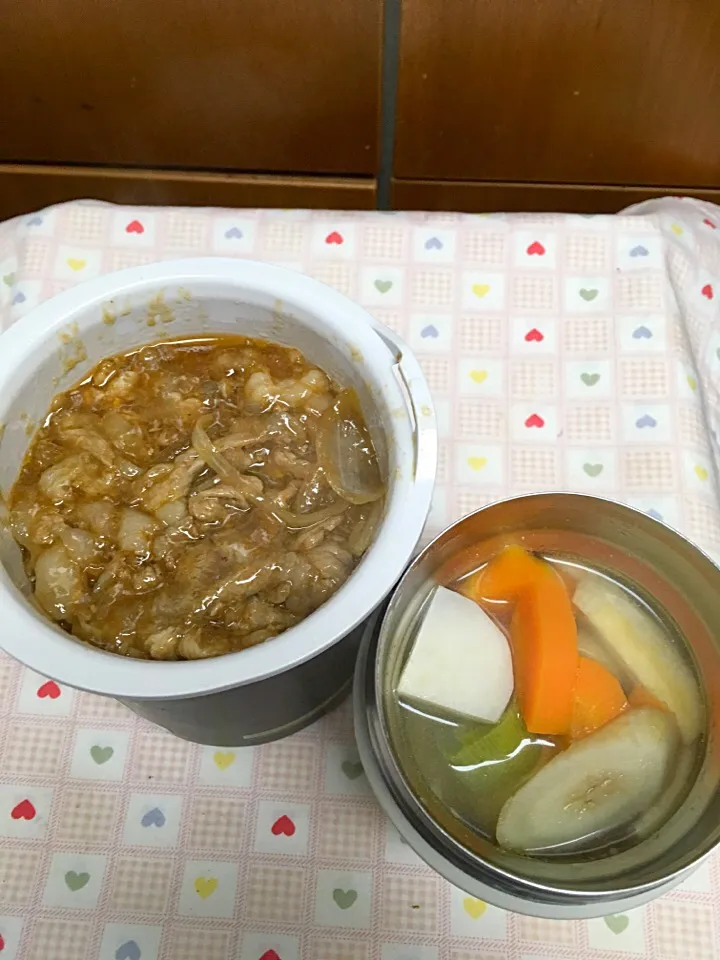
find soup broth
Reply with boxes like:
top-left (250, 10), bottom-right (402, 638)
top-left (387, 543), bottom-right (705, 862)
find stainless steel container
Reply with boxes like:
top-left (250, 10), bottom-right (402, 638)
top-left (124, 620), bottom-right (365, 746)
top-left (355, 494), bottom-right (720, 918)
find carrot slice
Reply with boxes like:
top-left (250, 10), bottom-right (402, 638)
top-left (435, 534), bottom-right (523, 586)
top-left (510, 566), bottom-right (578, 735)
top-left (464, 545), bottom-right (545, 602)
top-left (628, 683), bottom-right (670, 713)
top-left (570, 657), bottom-right (628, 740)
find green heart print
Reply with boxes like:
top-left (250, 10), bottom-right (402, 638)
top-left (65, 871), bottom-right (90, 891)
top-left (333, 888), bottom-right (358, 909)
top-left (90, 745), bottom-right (114, 764)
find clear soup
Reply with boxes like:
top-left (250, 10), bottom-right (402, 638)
top-left (386, 540), bottom-right (705, 862)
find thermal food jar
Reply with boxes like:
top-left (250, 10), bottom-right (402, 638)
top-left (0, 259), bottom-right (437, 745)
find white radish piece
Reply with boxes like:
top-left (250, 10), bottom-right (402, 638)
top-left (496, 708), bottom-right (677, 853)
top-left (577, 622), bottom-right (633, 692)
top-left (573, 576), bottom-right (703, 743)
top-left (633, 743), bottom-right (696, 840)
top-left (397, 585), bottom-right (513, 724)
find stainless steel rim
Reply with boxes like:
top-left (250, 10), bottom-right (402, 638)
top-left (360, 494), bottom-right (720, 905)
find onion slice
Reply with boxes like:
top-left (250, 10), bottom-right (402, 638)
top-left (348, 498), bottom-right (384, 556)
top-left (273, 499), bottom-right (348, 528)
top-left (191, 417), bottom-right (348, 529)
top-left (191, 417), bottom-right (262, 499)
top-left (315, 389), bottom-right (384, 505)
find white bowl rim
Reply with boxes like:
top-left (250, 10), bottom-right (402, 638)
top-left (0, 258), bottom-right (437, 699)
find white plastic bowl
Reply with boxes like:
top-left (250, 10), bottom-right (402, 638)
top-left (0, 259), bottom-right (436, 743)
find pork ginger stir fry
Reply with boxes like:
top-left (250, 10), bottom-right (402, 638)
top-left (9, 335), bottom-right (385, 660)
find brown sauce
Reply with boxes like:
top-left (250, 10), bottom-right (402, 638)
top-left (8, 335), bottom-right (385, 660)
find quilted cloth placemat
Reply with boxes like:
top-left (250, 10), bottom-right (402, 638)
top-left (0, 197), bottom-right (719, 960)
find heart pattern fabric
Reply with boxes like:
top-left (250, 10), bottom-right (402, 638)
top-left (0, 198), bottom-right (719, 958)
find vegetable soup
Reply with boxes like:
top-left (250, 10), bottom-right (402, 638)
top-left (8, 335), bottom-right (385, 660)
top-left (388, 542), bottom-right (705, 859)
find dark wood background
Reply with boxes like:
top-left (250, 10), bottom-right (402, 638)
top-left (2, 0), bottom-right (720, 218)
top-left (395, 0), bottom-right (720, 185)
top-left (0, 0), bottom-right (381, 174)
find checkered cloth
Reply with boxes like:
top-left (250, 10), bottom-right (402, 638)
top-left (0, 197), bottom-right (720, 959)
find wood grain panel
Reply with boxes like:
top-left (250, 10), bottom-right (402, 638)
top-left (0, 165), bottom-right (376, 221)
top-left (392, 179), bottom-right (720, 214)
top-left (396, 0), bottom-right (720, 187)
top-left (0, 0), bottom-right (381, 175)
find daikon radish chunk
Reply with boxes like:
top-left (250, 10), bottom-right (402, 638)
top-left (574, 576), bottom-right (702, 744)
top-left (497, 708), bottom-right (677, 853)
top-left (397, 586), bottom-right (513, 724)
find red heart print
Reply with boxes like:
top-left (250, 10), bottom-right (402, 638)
top-left (701, 284), bottom-right (714, 300)
top-left (526, 241), bottom-right (545, 256)
top-left (525, 414), bottom-right (545, 428)
top-left (0, 933), bottom-right (4, 952)
top-left (259, 952), bottom-right (280, 960)
top-left (325, 231), bottom-right (343, 245)
top-left (271, 815), bottom-right (296, 837)
top-left (37, 680), bottom-right (60, 699)
top-left (11, 799), bottom-right (36, 820)
top-left (126, 220), bottom-right (144, 234)
top-left (525, 328), bottom-right (544, 342)
top-left (703, 218), bottom-right (716, 229)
